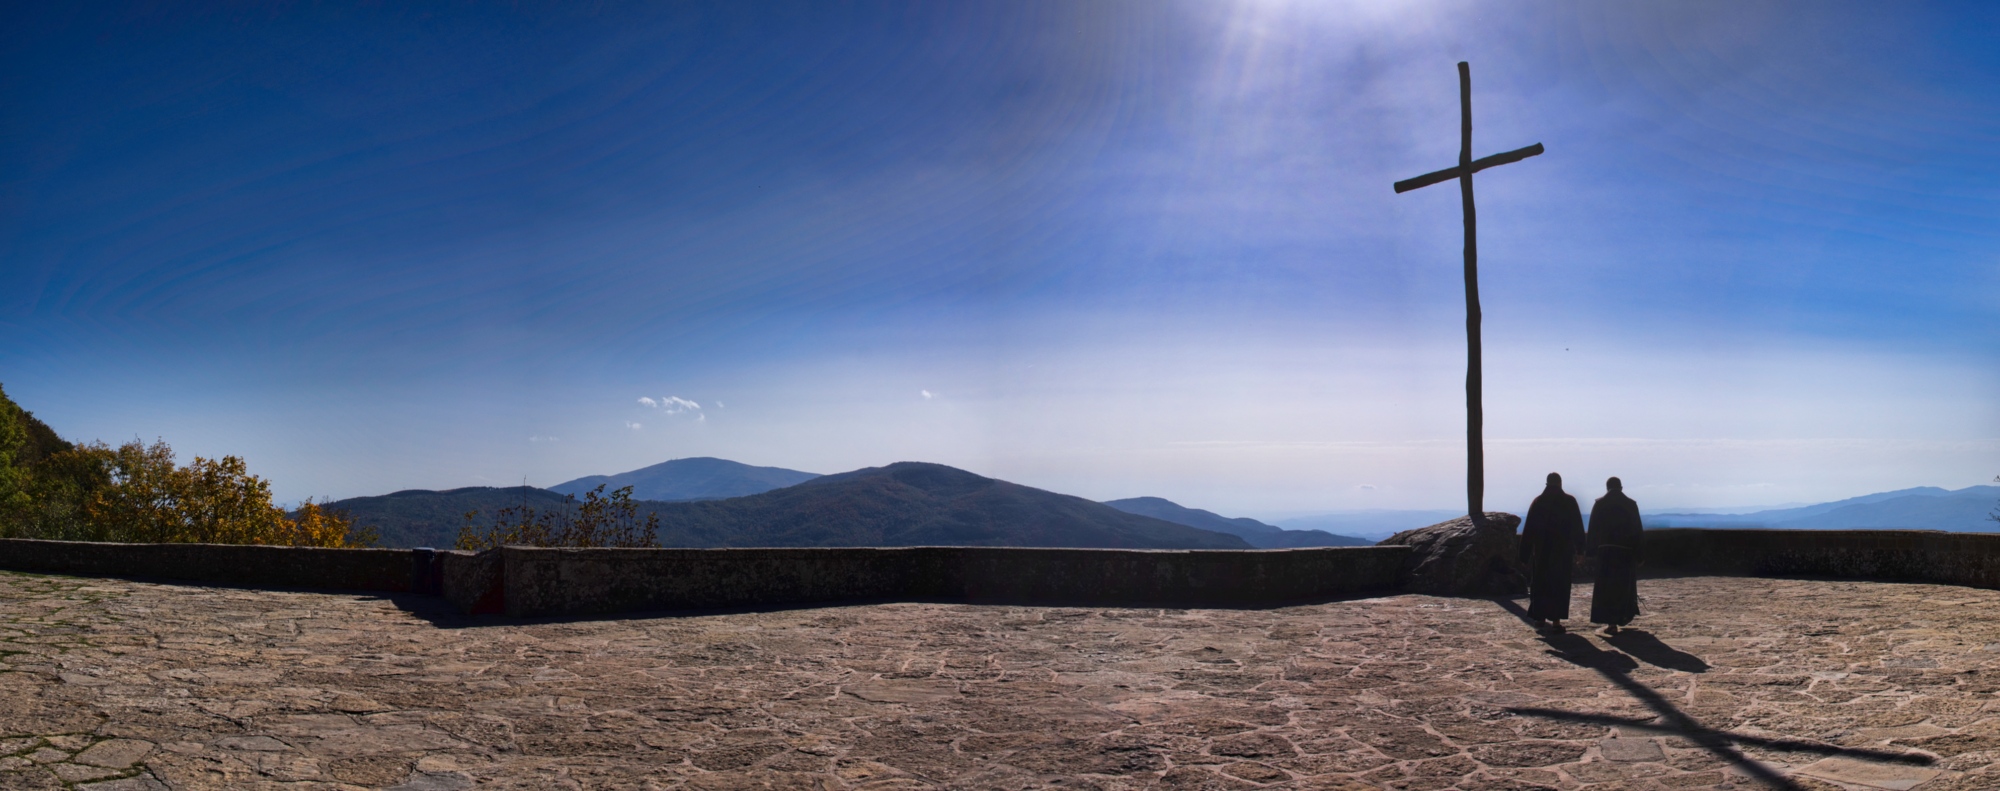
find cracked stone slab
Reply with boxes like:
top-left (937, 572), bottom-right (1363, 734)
top-left (72, 739), bottom-right (152, 769)
top-left (53, 763), bottom-right (125, 782)
top-left (76, 775), bottom-right (169, 791)
top-left (383, 771), bottom-right (475, 791)
top-left (1794, 757), bottom-right (1945, 790)
top-left (1599, 736), bottom-right (1665, 762)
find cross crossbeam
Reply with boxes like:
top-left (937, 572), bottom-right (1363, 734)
top-left (1393, 142), bottom-right (1546, 194)
top-left (1393, 61), bottom-right (1543, 526)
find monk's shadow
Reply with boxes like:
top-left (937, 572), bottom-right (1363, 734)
top-left (1539, 632), bottom-right (1638, 674)
top-left (1606, 629), bottom-right (1709, 673)
top-left (1492, 597), bottom-right (1639, 673)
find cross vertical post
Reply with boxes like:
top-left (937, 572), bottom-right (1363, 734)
top-left (1458, 61), bottom-right (1483, 531)
top-left (1393, 62), bottom-right (1544, 528)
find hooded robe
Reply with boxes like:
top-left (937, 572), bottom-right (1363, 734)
top-left (1518, 485), bottom-right (1585, 621)
top-left (1587, 488), bottom-right (1645, 626)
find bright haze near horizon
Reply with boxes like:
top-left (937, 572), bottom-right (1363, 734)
top-left (4, 1), bottom-right (1996, 520)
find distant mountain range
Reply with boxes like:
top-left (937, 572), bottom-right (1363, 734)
top-left (1261, 485), bottom-right (2000, 539)
top-left (648, 462), bottom-right (1248, 549)
top-left (550, 457), bottom-right (820, 501)
top-left (326, 462), bottom-right (1250, 550)
top-left (1648, 485), bottom-right (2000, 532)
top-left (1103, 497), bottom-right (1370, 547)
top-left (325, 453), bottom-right (2000, 550)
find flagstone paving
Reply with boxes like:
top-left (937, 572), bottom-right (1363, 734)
top-left (3, 570), bottom-right (1998, 790)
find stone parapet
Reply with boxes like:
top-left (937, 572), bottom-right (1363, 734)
top-left (0, 538), bottom-right (414, 592)
top-left (1642, 528), bottom-right (2000, 587)
top-left (13, 528), bottom-right (2000, 619)
top-left (441, 545), bottom-right (1413, 617)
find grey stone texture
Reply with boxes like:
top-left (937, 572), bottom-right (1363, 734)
top-left (1644, 528), bottom-right (2000, 588)
top-left (6, 569), bottom-right (1997, 789)
top-left (1379, 511), bottom-right (1528, 596)
top-left (0, 538), bottom-right (414, 592)
top-left (444, 545), bottom-right (1412, 617)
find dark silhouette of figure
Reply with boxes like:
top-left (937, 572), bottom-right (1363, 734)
top-left (1518, 472), bottom-right (1585, 633)
top-left (1588, 476), bottom-right (1645, 634)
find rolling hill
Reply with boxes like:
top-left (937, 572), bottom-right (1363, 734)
top-left (1103, 497), bottom-right (1370, 547)
top-left (550, 456), bottom-right (820, 501)
top-left (649, 463), bottom-right (1249, 549)
top-left (317, 486), bottom-right (573, 549)
top-left (1648, 485), bottom-right (2000, 532)
top-left (326, 462), bottom-right (1250, 550)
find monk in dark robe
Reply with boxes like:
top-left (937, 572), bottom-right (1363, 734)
top-left (1587, 476), bottom-right (1645, 634)
top-left (1518, 472), bottom-right (1585, 633)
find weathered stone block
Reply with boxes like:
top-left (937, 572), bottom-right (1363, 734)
top-left (1377, 512), bottom-right (1525, 596)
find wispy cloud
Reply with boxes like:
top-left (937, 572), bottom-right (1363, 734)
top-left (529, 435), bottom-right (558, 443)
top-left (638, 395), bottom-right (701, 414)
top-left (625, 421), bottom-right (643, 430)
top-left (920, 390), bottom-right (934, 400)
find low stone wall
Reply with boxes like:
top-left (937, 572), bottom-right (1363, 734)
top-left (443, 545), bottom-right (1413, 617)
top-left (1642, 528), bottom-right (2000, 588)
top-left (0, 538), bottom-right (417, 593)
top-left (13, 529), bottom-right (2000, 619)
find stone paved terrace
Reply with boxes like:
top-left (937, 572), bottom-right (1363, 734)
top-left (4, 571), bottom-right (1999, 791)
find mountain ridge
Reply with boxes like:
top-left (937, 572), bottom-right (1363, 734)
top-left (314, 486), bottom-right (571, 549)
top-left (326, 462), bottom-right (1251, 550)
top-left (550, 456), bottom-right (820, 502)
top-left (1649, 485), bottom-right (1999, 532)
top-left (1103, 496), bottom-right (1370, 547)
top-left (658, 462), bottom-right (1250, 549)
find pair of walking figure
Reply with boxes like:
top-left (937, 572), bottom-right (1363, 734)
top-left (1519, 473), bottom-right (1644, 636)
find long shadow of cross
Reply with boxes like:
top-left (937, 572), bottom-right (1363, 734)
top-left (1490, 598), bottom-right (1932, 791)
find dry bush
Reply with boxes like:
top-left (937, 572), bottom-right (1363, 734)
top-left (456, 484), bottom-right (659, 550)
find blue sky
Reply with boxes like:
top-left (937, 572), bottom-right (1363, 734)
top-left (4, 1), bottom-right (1996, 517)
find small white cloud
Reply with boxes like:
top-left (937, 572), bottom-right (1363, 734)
top-left (920, 390), bottom-right (934, 400)
top-left (640, 395), bottom-right (702, 415)
top-left (696, 414), bottom-right (707, 423)
top-left (625, 422), bottom-right (643, 431)
top-left (1357, 484), bottom-right (1377, 491)
top-left (715, 401), bottom-right (725, 409)
top-left (529, 435), bottom-right (559, 443)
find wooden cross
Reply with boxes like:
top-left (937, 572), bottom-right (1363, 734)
top-left (1393, 62), bottom-right (1543, 527)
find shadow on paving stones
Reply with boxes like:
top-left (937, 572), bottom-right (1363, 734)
top-left (1538, 632), bottom-right (1639, 674)
top-left (1605, 629), bottom-right (1710, 673)
top-left (385, 590), bottom-right (1407, 628)
top-left (1486, 596), bottom-right (1934, 791)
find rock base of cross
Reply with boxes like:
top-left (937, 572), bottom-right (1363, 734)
top-left (1378, 511), bottom-right (1525, 596)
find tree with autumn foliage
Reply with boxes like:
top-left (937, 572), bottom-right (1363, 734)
top-left (68, 439), bottom-right (376, 546)
top-left (1, 383), bottom-right (375, 547)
